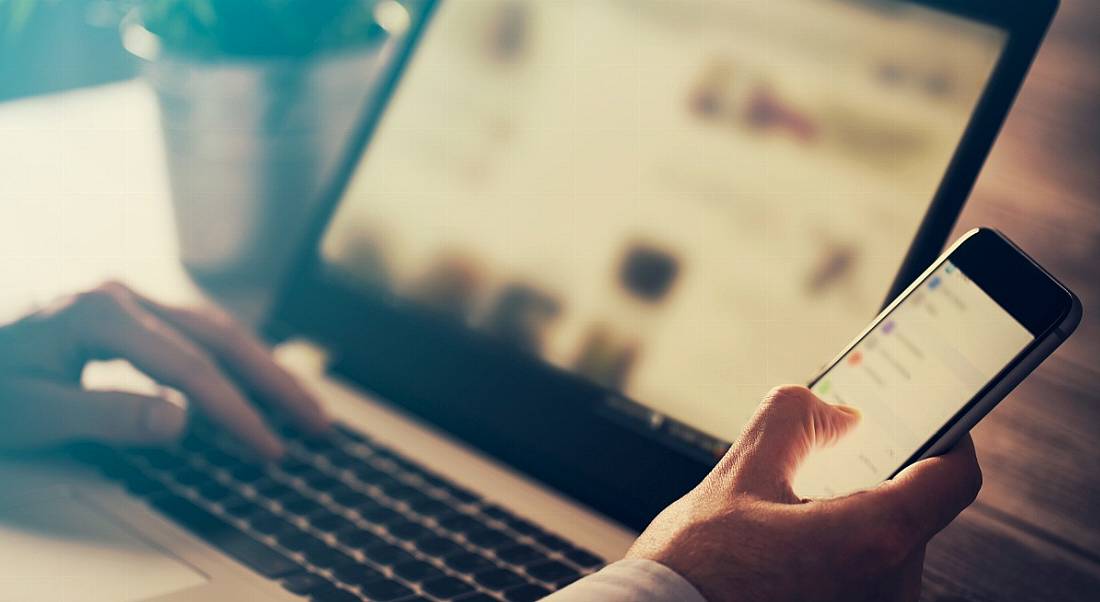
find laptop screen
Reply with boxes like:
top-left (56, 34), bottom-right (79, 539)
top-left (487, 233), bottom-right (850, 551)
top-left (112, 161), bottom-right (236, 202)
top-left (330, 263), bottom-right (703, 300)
top-left (319, 0), bottom-right (1007, 456)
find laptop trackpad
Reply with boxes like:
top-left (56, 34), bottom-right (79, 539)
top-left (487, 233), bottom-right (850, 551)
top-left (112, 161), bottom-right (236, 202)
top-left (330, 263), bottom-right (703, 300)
top-left (0, 487), bottom-right (207, 602)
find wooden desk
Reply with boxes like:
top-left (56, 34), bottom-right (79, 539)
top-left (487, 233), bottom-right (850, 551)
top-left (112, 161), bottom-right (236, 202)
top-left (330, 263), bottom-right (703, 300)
top-left (0, 2), bottom-right (1096, 598)
top-left (921, 1), bottom-right (1100, 599)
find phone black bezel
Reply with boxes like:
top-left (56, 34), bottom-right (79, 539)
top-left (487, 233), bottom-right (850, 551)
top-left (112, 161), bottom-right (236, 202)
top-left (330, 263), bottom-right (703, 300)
top-left (265, 0), bottom-right (1061, 531)
top-left (808, 227), bottom-right (1078, 483)
top-left (950, 229), bottom-right (1074, 337)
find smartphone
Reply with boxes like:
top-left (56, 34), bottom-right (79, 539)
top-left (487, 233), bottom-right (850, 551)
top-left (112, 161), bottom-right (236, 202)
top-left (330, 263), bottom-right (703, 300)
top-left (793, 228), bottom-right (1081, 498)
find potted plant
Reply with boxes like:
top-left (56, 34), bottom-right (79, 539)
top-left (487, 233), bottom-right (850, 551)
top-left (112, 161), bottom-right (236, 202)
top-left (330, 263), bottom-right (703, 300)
top-left (120, 0), bottom-right (414, 284)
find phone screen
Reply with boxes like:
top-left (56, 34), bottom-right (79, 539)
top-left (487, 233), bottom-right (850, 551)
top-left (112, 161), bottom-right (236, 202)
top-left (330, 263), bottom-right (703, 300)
top-left (793, 260), bottom-right (1034, 498)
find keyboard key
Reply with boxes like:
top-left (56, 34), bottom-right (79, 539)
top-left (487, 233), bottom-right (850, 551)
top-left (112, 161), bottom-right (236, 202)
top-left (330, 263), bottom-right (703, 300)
top-left (151, 494), bottom-right (298, 578)
top-left (360, 578), bottom-right (414, 601)
top-left (298, 435), bottom-right (338, 452)
top-left (335, 424), bottom-right (371, 443)
top-left (230, 464), bottom-right (266, 483)
top-left (319, 447), bottom-right (361, 467)
top-left (282, 571), bottom-right (331, 595)
top-left (278, 531), bottom-right (327, 553)
top-left (503, 518), bottom-right (540, 536)
top-left (439, 515), bottom-right (487, 535)
top-left (250, 514), bottom-right (297, 537)
top-left (445, 552), bottom-right (496, 573)
top-left (534, 533), bottom-right (569, 551)
top-left (416, 536), bottom-right (464, 558)
top-left (303, 474), bottom-right (343, 491)
top-left (562, 547), bottom-right (604, 568)
top-left (393, 559), bottom-right (446, 582)
top-left (366, 474), bottom-right (403, 492)
top-left (495, 544), bottom-right (547, 567)
top-left (307, 584), bottom-right (360, 602)
top-left (359, 505), bottom-right (403, 526)
top-left (197, 481), bottom-right (232, 502)
top-left (408, 498), bottom-right (459, 519)
top-left (503, 584), bottom-right (552, 602)
top-left (526, 560), bottom-right (578, 584)
top-left (332, 562), bottom-right (386, 587)
top-left (442, 485), bottom-right (480, 504)
top-left (172, 467), bottom-right (211, 487)
top-left (480, 505), bottom-right (512, 521)
top-left (281, 496), bottom-right (327, 518)
top-left (336, 529), bottom-right (386, 551)
top-left (474, 568), bottom-right (526, 591)
top-left (385, 484), bottom-right (428, 503)
top-left (554, 573), bottom-right (581, 589)
top-left (223, 499), bottom-right (269, 520)
top-left (310, 514), bottom-right (356, 534)
top-left (414, 470), bottom-right (448, 488)
top-left (388, 520), bottom-right (432, 541)
top-left (352, 497), bottom-right (384, 514)
top-left (466, 528), bottom-right (515, 550)
top-left (329, 487), bottom-right (372, 508)
top-left (351, 464), bottom-right (387, 483)
top-left (362, 543), bottom-right (414, 566)
top-left (253, 479), bottom-right (297, 500)
top-left (280, 459), bottom-right (318, 476)
top-left (421, 575), bottom-right (476, 599)
top-left (218, 493), bottom-right (250, 511)
top-left (202, 448), bottom-right (240, 468)
top-left (454, 595), bottom-right (499, 602)
top-left (304, 546), bottom-right (358, 570)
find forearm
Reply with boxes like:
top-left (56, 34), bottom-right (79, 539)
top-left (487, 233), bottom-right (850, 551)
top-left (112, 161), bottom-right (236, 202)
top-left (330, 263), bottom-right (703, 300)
top-left (542, 558), bottom-right (706, 602)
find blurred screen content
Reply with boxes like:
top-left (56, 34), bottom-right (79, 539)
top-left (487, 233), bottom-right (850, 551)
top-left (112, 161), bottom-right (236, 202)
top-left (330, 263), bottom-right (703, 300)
top-left (322, 0), bottom-right (1007, 447)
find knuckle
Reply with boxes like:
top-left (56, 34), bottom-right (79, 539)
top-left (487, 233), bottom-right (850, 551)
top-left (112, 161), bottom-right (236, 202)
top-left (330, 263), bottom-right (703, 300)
top-left (202, 306), bottom-right (236, 329)
top-left (70, 287), bottom-right (132, 323)
top-left (176, 349), bottom-right (217, 382)
top-left (207, 308), bottom-right (248, 341)
top-left (94, 280), bottom-right (133, 298)
top-left (763, 385), bottom-right (816, 414)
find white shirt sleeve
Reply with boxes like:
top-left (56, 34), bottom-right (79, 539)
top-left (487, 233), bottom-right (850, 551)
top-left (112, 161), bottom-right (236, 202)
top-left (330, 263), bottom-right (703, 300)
top-left (541, 558), bottom-right (707, 602)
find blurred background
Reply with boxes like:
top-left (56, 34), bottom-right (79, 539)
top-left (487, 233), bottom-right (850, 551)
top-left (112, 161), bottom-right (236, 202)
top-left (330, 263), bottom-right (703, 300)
top-left (0, 0), bottom-right (1097, 600)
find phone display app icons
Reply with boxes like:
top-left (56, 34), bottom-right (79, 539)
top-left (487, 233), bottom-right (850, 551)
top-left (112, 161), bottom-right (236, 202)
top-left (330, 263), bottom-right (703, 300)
top-left (794, 261), bottom-right (1032, 498)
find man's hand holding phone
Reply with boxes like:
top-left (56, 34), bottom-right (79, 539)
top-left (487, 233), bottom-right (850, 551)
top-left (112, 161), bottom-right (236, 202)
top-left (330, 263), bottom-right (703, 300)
top-left (626, 385), bottom-right (982, 602)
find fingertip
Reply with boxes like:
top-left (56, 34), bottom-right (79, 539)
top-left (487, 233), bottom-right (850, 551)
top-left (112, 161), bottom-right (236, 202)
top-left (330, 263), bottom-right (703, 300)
top-left (257, 436), bottom-right (286, 462)
top-left (833, 404), bottom-right (861, 420)
top-left (142, 400), bottom-right (188, 442)
top-left (295, 395), bottom-right (333, 436)
top-left (817, 402), bottom-right (860, 447)
top-left (304, 415), bottom-right (334, 436)
top-left (242, 422), bottom-right (287, 462)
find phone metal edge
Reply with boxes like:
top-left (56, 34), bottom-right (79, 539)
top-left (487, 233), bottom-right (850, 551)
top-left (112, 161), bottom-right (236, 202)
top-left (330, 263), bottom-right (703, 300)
top-left (806, 228), bottom-right (983, 388)
top-left (807, 227), bottom-right (1082, 474)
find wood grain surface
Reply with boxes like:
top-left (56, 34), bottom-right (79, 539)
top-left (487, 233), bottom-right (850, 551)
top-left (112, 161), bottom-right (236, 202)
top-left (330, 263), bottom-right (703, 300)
top-left (921, 0), bottom-right (1100, 599)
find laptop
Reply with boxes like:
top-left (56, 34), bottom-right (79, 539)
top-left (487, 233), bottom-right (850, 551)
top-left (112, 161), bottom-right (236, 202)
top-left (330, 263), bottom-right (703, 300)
top-left (0, 1), bottom-right (1056, 601)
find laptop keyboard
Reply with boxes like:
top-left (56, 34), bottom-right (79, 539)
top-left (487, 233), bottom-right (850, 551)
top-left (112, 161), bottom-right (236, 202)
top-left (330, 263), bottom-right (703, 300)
top-left (83, 423), bottom-right (605, 602)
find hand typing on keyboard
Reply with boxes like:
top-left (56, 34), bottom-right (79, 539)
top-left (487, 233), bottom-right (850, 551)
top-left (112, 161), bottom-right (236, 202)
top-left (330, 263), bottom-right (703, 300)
top-left (0, 281), bottom-right (329, 459)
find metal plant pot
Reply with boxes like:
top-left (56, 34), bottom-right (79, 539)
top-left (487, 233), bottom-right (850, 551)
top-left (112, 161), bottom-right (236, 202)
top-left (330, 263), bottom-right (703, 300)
top-left (122, 11), bottom-right (401, 284)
